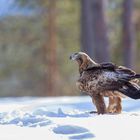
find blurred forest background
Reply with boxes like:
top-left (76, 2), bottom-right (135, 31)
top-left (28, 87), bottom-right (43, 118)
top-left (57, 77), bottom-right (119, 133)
top-left (0, 0), bottom-right (140, 97)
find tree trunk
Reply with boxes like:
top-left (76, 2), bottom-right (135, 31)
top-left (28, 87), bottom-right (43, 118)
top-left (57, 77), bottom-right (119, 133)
top-left (122, 0), bottom-right (136, 68)
top-left (81, 0), bottom-right (110, 62)
top-left (81, 0), bottom-right (94, 59)
top-left (45, 0), bottom-right (58, 96)
top-left (91, 0), bottom-right (110, 62)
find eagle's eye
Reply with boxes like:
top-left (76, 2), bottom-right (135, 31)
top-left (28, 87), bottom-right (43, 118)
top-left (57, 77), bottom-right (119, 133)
top-left (74, 53), bottom-right (78, 55)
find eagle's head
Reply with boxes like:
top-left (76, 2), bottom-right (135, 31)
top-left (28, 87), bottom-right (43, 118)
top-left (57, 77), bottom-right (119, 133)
top-left (70, 52), bottom-right (98, 74)
top-left (69, 52), bottom-right (88, 61)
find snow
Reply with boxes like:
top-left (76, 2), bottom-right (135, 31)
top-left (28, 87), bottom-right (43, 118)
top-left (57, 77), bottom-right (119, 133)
top-left (0, 96), bottom-right (140, 140)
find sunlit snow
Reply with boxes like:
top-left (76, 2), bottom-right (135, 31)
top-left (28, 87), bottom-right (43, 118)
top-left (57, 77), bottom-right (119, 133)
top-left (0, 96), bottom-right (140, 140)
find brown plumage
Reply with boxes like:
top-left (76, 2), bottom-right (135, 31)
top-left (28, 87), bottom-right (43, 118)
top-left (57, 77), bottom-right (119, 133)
top-left (70, 52), bottom-right (140, 114)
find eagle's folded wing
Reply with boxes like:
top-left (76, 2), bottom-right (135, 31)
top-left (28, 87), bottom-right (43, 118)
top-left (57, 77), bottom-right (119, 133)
top-left (85, 62), bottom-right (117, 71)
top-left (117, 66), bottom-right (136, 75)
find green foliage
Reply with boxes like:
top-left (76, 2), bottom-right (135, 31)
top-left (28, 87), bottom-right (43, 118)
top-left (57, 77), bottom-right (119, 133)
top-left (55, 0), bottom-right (80, 95)
top-left (0, 15), bottom-right (46, 96)
top-left (15, 0), bottom-right (46, 8)
top-left (0, 0), bottom-right (81, 96)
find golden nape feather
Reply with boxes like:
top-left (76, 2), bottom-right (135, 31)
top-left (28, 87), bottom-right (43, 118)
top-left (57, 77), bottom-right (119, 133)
top-left (70, 52), bottom-right (140, 114)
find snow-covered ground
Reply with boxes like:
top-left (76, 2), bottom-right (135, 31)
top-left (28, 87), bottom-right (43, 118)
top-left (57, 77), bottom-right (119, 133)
top-left (0, 96), bottom-right (140, 140)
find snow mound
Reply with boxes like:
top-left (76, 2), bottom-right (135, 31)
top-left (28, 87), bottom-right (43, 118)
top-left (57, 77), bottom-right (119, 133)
top-left (0, 110), bottom-right (52, 127)
top-left (0, 107), bottom-right (91, 127)
top-left (33, 108), bottom-right (90, 118)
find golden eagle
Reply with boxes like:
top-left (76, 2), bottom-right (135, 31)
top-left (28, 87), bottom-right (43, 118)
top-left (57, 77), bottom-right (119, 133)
top-left (70, 52), bottom-right (140, 114)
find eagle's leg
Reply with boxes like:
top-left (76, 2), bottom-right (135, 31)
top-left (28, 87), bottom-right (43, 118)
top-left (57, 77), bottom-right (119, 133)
top-left (91, 93), bottom-right (107, 114)
top-left (107, 96), bottom-right (122, 114)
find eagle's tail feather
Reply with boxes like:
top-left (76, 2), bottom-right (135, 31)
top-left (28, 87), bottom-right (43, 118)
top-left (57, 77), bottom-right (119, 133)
top-left (120, 74), bottom-right (140, 81)
top-left (118, 82), bottom-right (140, 99)
top-left (132, 74), bottom-right (140, 79)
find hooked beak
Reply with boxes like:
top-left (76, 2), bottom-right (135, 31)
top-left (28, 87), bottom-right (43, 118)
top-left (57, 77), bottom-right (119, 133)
top-left (69, 53), bottom-right (78, 60)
